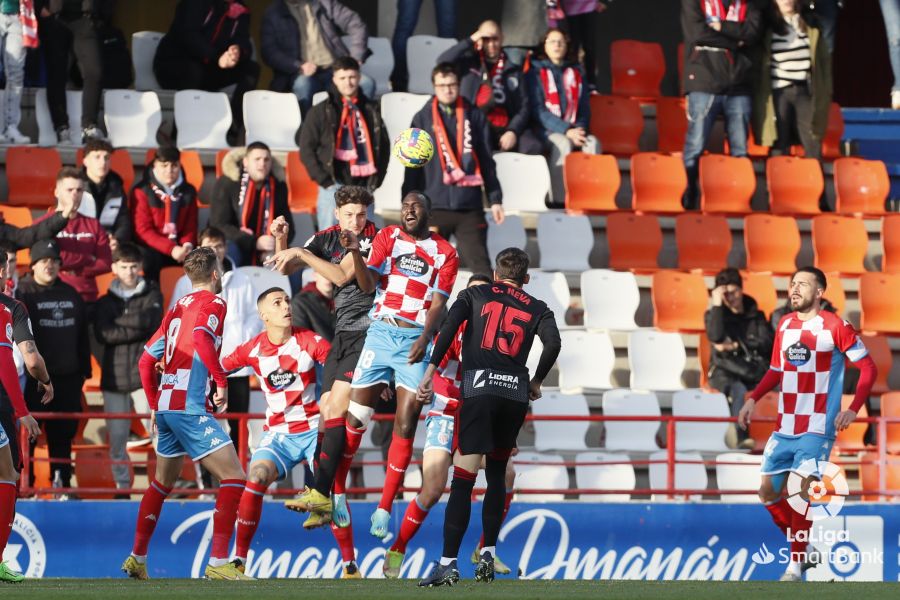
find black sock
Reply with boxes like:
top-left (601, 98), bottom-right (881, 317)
top-left (481, 457), bottom-right (508, 549)
top-left (442, 467), bottom-right (476, 560)
top-left (314, 418), bottom-right (347, 496)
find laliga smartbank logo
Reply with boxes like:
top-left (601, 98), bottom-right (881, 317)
top-left (785, 458), bottom-right (849, 521)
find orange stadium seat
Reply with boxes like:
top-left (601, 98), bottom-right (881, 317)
top-left (159, 265), bottom-right (183, 310)
top-left (6, 147), bottom-right (62, 207)
top-left (179, 150), bottom-right (205, 198)
top-left (698, 334), bottom-right (711, 390)
top-left (823, 271), bottom-right (846, 316)
top-left (655, 96), bottom-right (687, 154)
top-left (606, 212), bottom-right (662, 272)
top-left (834, 157), bottom-right (889, 215)
top-left (77, 147), bottom-right (135, 193)
top-left (564, 153), bottom-right (620, 213)
top-left (822, 102), bottom-right (844, 160)
top-left (651, 270), bottom-right (707, 332)
top-left (749, 392), bottom-right (779, 452)
top-left (215, 148), bottom-right (229, 178)
top-left (859, 452), bottom-right (900, 500)
top-left (699, 154), bottom-right (755, 214)
top-left (834, 395), bottom-right (869, 453)
top-left (744, 214), bottom-right (800, 274)
top-left (0, 205), bottom-right (33, 267)
top-left (95, 272), bottom-right (115, 298)
top-left (861, 334), bottom-right (892, 395)
top-left (589, 95), bottom-right (643, 156)
top-left (811, 215), bottom-right (868, 275)
top-left (859, 272), bottom-right (900, 334)
top-left (883, 214), bottom-right (900, 274)
top-left (766, 156), bottom-right (824, 215)
top-left (723, 129), bottom-right (770, 158)
top-left (74, 444), bottom-right (121, 499)
top-left (880, 392), bottom-right (900, 454)
top-left (674, 213), bottom-right (731, 273)
top-left (631, 152), bottom-right (686, 213)
top-left (740, 271), bottom-right (778, 319)
top-left (286, 152), bottom-right (318, 213)
top-left (610, 40), bottom-right (664, 99)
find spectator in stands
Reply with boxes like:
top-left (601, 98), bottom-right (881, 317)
top-left (391, 0), bottom-right (457, 92)
top-left (526, 27), bottom-right (599, 206)
top-left (812, 0), bottom-right (841, 53)
top-left (169, 226), bottom-right (260, 451)
top-left (437, 20), bottom-right (540, 154)
top-left (153, 0), bottom-right (260, 144)
top-left (32, 167), bottom-right (111, 304)
top-left (402, 62), bottom-right (502, 277)
top-left (298, 56), bottom-right (389, 229)
top-left (94, 242), bottom-right (162, 498)
top-left (17, 239), bottom-right (91, 494)
top-left (291, 270), bottom-right (335, 339)
top-left (210, 142), bottom-right (295, 267)
top-left (556, 1), bottom-right (615, 88)
top-left (36, 0), bottom-right (108, 143)
top-left (878, 0), bottom-right (900, 109)
top-left (0, 199), bottom-right (76, 254)
top-left (131, 147), bottom-right (198, 283)
top-left (752, 0), bottom-right (832, 161)
top-left (261, 0), bottom-right (375, 115)
top-left (500, 0), bottom-right (547, 66)
top-left (80, 139), bottom-right (131, 252)
top-left (0, 0), bottom-right (33, 144)
top-left (705, 268), bottom-right (773, 449)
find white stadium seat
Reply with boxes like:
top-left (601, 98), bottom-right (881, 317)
top-left (672, 389), bottom-right (731, 452)
top-left (537, 213), bottom-right (593, 271)
top-left (243, 91), bottom-right (302, 150)
top-left (649, 451), bottom-right (708, 501)
top-left (373, 159), bottom-right (404, 214)
top-left (526, 336), bottom-right (543, 378)
top-left (628, 330), bottom-right (686, 391)
top-left (523, 270), bottom-right (570, 328)
top-left (247, 390), bottom-right (266, 451)
top-left (235, 266), bottom-right (291, 299)
top-left (312, 91), bottom-right (329, 106)
top-left (447, 269), bottom-right (473, 309)
top-left (380, 92), bottom-right (430, 142)
top-left (715, 453), bottom-right (763, 502)
top-left (104, 90), bottom-right (161, 148)
top-left (342, 35), bottom-right (394, 98)
top-left (174, 90), bottom-right (232, 149)
top-left (132, 31), bottom-right (164, 91)
top-left (494, 152), bottom-right (551, 213)
top-left (362, 450), bottom-right (385, 501)
top-left (291, 212), bottom-right (317, 248)
top-left (35, 89), bottom-right (82, 147)
top-left (581, 269), bottom-right (639, 331)
top-left (575, 452), bottom-right (636, 501)
top-left (602, 389), bottom-right (661, 452)
top-left (557, 330), bottom-right (614, 391)
top-left (406, 36), bottom-right (457, 94)
top-left (532, 391), bottom-right (590, 451)
top-left (513, 452), bottom-right (568, 501)
top-left (486, 213), bottom-right (527, 268)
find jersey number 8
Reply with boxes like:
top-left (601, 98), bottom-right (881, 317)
top-left (165, 318), bottom-right (182, 363)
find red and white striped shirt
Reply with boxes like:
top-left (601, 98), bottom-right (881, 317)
top-left (430, 324), bottom-right (464, 418)
top-left (222, 328), bottom-right (331, 434)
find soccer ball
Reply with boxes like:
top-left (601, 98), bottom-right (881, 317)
top-left (393, 127), bottom-right (434, 168)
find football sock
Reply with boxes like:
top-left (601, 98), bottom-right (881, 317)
top-left (442, 467), bottom-right (476, 560)
top-left (391, 495), bottom-right (430, 553)
top-left (132, 479), bottom-right (172, 557)
top-left (209, 479), bottom-right (245, 564)
top-left (378, 433), bottom-right (414, 512)
top-left (790, 507), bottom-right (813, 558)
top-left (334, 423), bottom-right (364, 495)
top-left (481, 457), bottom-right (508, 549)
top-left (330, 501), bottom-right (356, 563)
top-left (0, 481), bottom-right (16, 555)
top-left (479, 489), bottom-right (514, 548)
top-left (314, 418), bottom-right (346, 497)
top-left (764, 497), bottom-right (791, 535)
top-left (235, 481), bottom-right (267, 561)
top-left (481, 545), bottom-right (496, 558)
top-left (439, 557), bottom-right (456, 566)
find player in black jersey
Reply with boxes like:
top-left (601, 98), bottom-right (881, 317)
top-left (416, 247), bottom-right (561, 587)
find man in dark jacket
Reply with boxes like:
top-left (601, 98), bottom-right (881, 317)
top-left (17, 239), bottom-right (91, 492)
top-left (705, 267), bottom-right (774, 449)
top-left (298, 56), bottom-right (390, 229)
top-left (261, 0), bottom-right (374, 113)
top-left (81, 138), bottom-right (131, 252)
top-left (94, 242), bottom-right (163, 496)
top-left (0, 205), bottom-right (76, 251)
top-left (291, 271), bottom-right (335, 340)
top-left (437, 20), bottom-right (540, 154)
top-left (402, 63), bottom-right (503, 277)
top-left (681, 0), bottom-right (762, 209)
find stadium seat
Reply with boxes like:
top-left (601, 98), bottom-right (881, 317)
top-left (602, 389), bottom-right (662, 452)
top-left (526, 335), bottom-right (544, 378)
top-left (312, 91), bottom-right (329, 106)
top-left (174, 90), bottom-right (232, 149)
top-left (698, 334), bottom-right (712, 390)
top-left (740, 271), bottom-right (778, 319)
top-left (883, 214), bottom-right (900, 274)
top-left (610, 40), bottom-right (664, 99)
top-left (699, 154), bottom-right (755, 214)
top-left (291, 212), bottom-right (317, 250)
top-left (495, 152), bottom-right (552, 213)
top-left (628, 330), bottom-right (686, 391)
top-left (715, 453), bottom-right (762, 502)
top-left (749, 392), bottom-right (778, 453)
top-left (671, 389), bottom-right (730, 452)
top-left (859, 273), bottom-right (900, 334)
top-left (674, 213), bottom-right (732, 273)
top-left (362, 450), bottom-right (386, 501)
top-left (77, 147), bottom-right (135, 194)
top-left (285, 152), bottom-right (318, 214)
top-left (132, 31), bottom-right (164, 91)
top-left (822, 102), bottom-right (844, 160)
top-left (486, 213), bottom-right (526, 268)
top-left (0, 206), bottom-right (33, 266)
top-left (655, 96), bottom-right (687, 154)
top-left (179, 150), bottom-right (205, 199)
top-left (766, 156), bottom-right (824, 215)
top-left (862, 334), bottom-right (892, 395)
top-left (215, 149), bottom-right (229, 179)
top-left (537, 212), bottom-right (593, 271)
top-left (104, 90), bottom-right (162, 148)
top-left (880, 392), bottom-right (900, 454)
top-left (823, 271), bottom-right (846, 315)
top-left (589, 95), bottom-right (643, 156)
top-left (859, 452), bottom-right (900, 501)
top-left (556, 331), bottom-right (614, 391)
top-left (379, 92), bottom-right (430, 142)
top-left (346, 35), bottom-right (393, 97)
top-left (237, 266), bottom-right (292, 300)
top-left (6, 147), bottom-right (62, 207)
top-left (513, 452), bottom-right (568, 501)
top-left (743, 214), bottom-right (800, 274)
top-left (532, 391), bottom-right (590, 451)
top-left (95, 272), bottom-right (114, 299)
top-left (580, 269), bottom-right (639, 331)
top-left (243, 91), bottom-right (302, 150)
top-left (834, 395), bottom-right (869, 453)
top-left (648, 451), bottom-right (707, 501)
top-left (74, 444), bottom-right (122, 499)
top-left (159, 266), bottom-right (184, 310)
top-left (651, 270), bottom-right (708, 332)
top-left (406, 36), bottom-right (457, 94)
top-left (575, 452), bottom-right (636, 501)
top-left (523, 270), bottom-right (570, 328)
top-left (834, 157), bottom-right (889, 215)
top-left (811, 215), bottom-right (868, 275)
top-left (447, 269), bottom-right (474, 308)
top-left (606, 212), bottom-right (662, 272)
top-left (373, 159), bottom-right (404, 214)
top-left (631, 152), bottom-right (687, 213)
top-left (35, 89), bottom-right (82, 147)
top-left (563, 153), bottom-right (620, 213)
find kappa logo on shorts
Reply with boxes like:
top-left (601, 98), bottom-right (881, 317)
top-left (786, 341), bottom-right (812, 367)
top-left (266, 368), bottom-right (297, 390)
top-left (395, 253), bottom-right (428, 277)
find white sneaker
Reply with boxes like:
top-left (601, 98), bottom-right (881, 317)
top-left (56, 127), bottom-right (73, 145)
top-left (892, 90), bottom-right (900, 110)
top-left (0, 131), bottom-right (9, 145)
top-left (4, 126), bottom-right (30, 144)
top-left (81, 125), bottom-right (106, 143)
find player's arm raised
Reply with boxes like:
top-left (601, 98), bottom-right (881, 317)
top-left (265, 217), bottom-right (305, 275)
top-left (340, 229), bottom-right (378, 293)
top-left (531, 310), bottom-right (562, 400)
top-left (297, 247), bottom-right (356, 287)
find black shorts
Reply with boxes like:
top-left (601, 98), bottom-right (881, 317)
top-left (0, 410), bottom-right (22, 472)
top-left (457, 394), bottom-right (528, 456)
top-left (322, 330), bottom-right (368, 394)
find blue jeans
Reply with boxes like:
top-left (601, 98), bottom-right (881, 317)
top-left (390, 0), bottom-right (457, 90)
top-left (292, 70), bottom-right (376, 114)
top-left (880, 0), bottom-right (900, 92)
top-left (682, 91), bottom-right (751, 208)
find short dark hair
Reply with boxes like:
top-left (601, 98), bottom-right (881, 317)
top-left (183, 247), bottom-right (218, 284)
top-left (332, 56), bottom-right (361, 73)
top-left (714, 267), bottom-right (742, 289)
top-left (198, 226), bottom-right (226, 246)
top-left (536, 27), bottom-right (575, 62)
top-left (0, 241), bottom-right (17, 257)
top-left (256, 286), bottom-right (287, 305)
top-left (83, 138), bottom-right (114, 157)
top-left (245, 141), bottom-right (271, 155)
top-left (494, 248), bottom-right (530, 285)
top-left (431, 62), bottom-right (459, 83)
top-left (112, 242), bottom-right (143, 264)
top-left (335, 185), bottom-right (374, 208)
top-left (402, 190), bottom-right (431, 212)
top-left (468, 273), bottom-right (492, 286)
top-left (56, 166), bottom-right (83, 183)
top-left (792, 266), bottom-right (828, 290)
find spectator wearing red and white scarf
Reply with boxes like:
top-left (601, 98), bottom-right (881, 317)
top-left (526, 27), bottom-right (599, 205)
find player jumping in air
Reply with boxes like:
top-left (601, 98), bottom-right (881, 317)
top-left (122, 247), bottom-right (251, 580)
top-left (417, 248), bottom-right (561, 586)
top-left (739, 267), bottom-right (876, 582)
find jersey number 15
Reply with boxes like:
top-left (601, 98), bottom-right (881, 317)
top-left (481, 301), bottom-right (532, 357)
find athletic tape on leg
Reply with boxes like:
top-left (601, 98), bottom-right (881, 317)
top-left (347, 401), bottom-right (375, 428)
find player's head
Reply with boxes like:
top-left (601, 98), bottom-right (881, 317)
top-left (494, 247), bottom-right (530, 287)
top-left (243, 141), bottom-right (273, 183)
top-left (335, 185), bottom-right (373, 235)
top-left (0, 244), bottom-right (9, 283)
top-left (54, 166), bottom-right (84, 213)
top-left (82, 138), bottom-right (114, 183)
top-left (432, 62), bottom-right (460, 105)
top-left (152, 146), bottom-right (182, 188)
top-left (199, 226), bottom-right (228, 267)
top-left (400, 191), bottom-right (431, 237)
top-left (467, 273), bottom-right (492, 288)
top-left (0, 241), bottom-right (17, 285)
top-left (332, 55), bottom-right (361, 98)
top-left (184, 246), bottom-right (223, 294)
top-left (257, 287), bottom-right (292, 328)
top-left (713, 267), bottom-right (744, 311)
top-left (789, 266), bottom-right (827, 313)
top-left (30, 239), bottom-right (61, 286)
top-left (111, 242), bottom-right (144, 290)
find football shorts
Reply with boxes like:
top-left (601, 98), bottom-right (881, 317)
top-left (350, 319), bottom-right (431, 393)
top-left (322, 330), bottom-right (367, 393)
top-left (760, 432), bottom-right (835, 478)
top-left (155, 412), bottom-right (233, 460)
top-left (423, 413), bottom-right (456, 454)
top-left (251, 429), bottom-right (319, 481)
